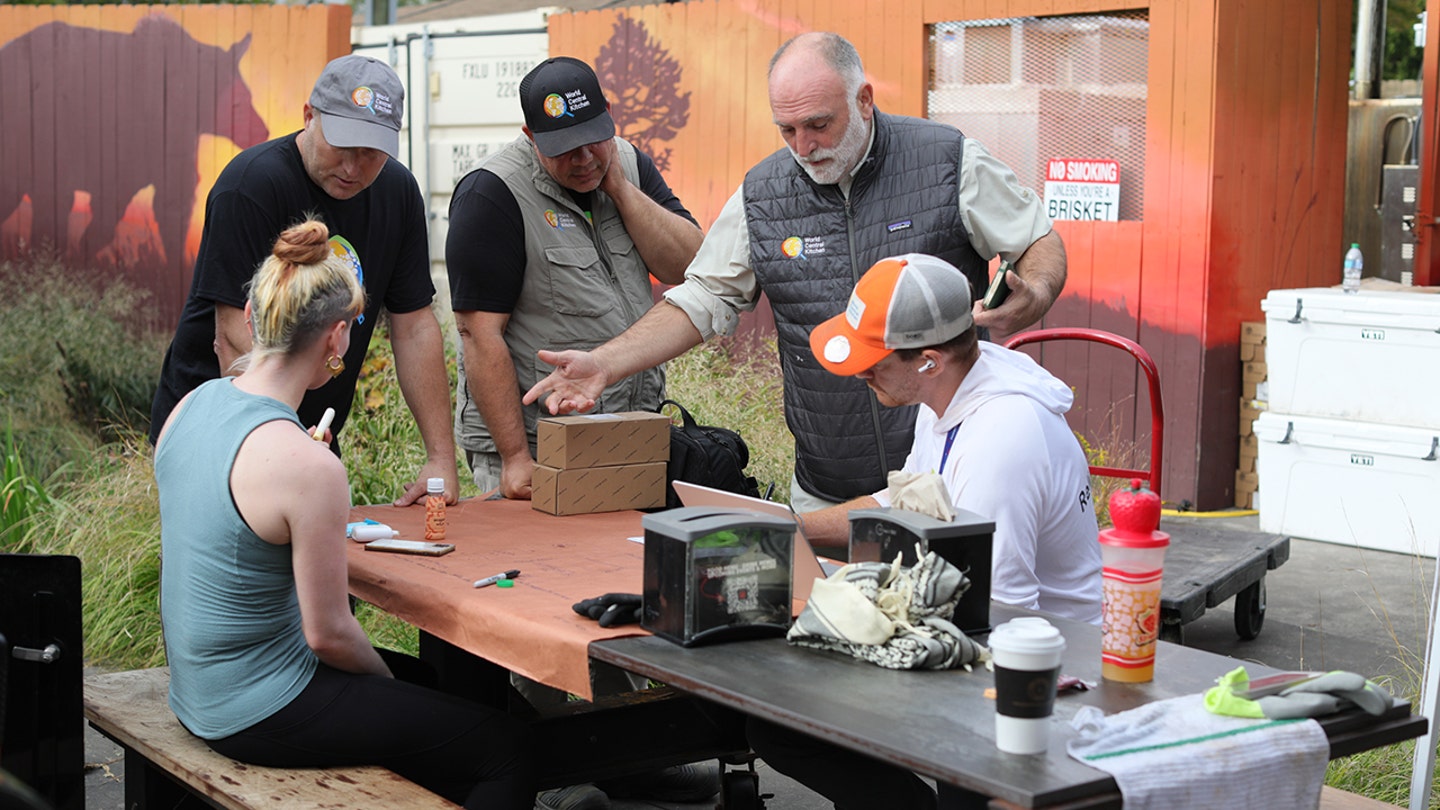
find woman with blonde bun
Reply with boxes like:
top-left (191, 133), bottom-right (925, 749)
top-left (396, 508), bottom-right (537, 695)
top-left (154, 220), bottom-right (536, 808)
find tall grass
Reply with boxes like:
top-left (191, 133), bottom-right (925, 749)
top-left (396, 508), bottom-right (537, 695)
top-left (1321, 545), bottom-right (1437, 808)
top-left (0, 253), bottom-right (163, 473)
top-left (663, 336), bottom-right (793, 502)
top-left (1, 421), bottom-right (58, 552)
top-left (25, 437), bottom-right (167, 668)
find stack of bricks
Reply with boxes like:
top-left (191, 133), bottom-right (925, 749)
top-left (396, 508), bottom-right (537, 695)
top-left (1236, 321), bottom-right (1266, 509)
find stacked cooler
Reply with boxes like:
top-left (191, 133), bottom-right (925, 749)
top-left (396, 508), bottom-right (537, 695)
top-left (1256, 287), bottom-right (1440, 557)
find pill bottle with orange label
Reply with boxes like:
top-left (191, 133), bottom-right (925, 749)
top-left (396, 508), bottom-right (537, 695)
top-left (424, 478), bottom-right (446, 541)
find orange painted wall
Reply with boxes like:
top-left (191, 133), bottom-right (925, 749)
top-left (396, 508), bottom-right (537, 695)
top-left (0, 4), bottom-right (350, 324)
top-left (551, 0), bottom-right (1352, 509)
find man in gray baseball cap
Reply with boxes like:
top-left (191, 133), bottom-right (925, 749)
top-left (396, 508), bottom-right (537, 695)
top-left (307, 53), bottom-right (405, 158)
top-left (152, 52), bottom-right (459, 509)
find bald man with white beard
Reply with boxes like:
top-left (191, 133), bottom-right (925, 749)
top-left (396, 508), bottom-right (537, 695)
top-left (525, 31), bottom-right (1066, 530)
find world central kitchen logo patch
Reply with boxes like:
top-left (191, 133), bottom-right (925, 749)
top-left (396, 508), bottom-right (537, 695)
top-left (782, 236), bottom-right (827, 259)
top-left (544, 208), bottom-right (580, 229)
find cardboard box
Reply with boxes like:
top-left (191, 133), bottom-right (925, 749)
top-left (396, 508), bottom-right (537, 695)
top-left (1240, 342), bottom-right (1266, 363)
top-left (1243, 379), bottom-right (1258, 401)
top-left (1235, 488), bottom-right (1255, 509)
top-left (1242, 361), bottom-right (1268, 383)
top-left (1239, 433), bottom-right (1258, 470)
top-left (532, 462), bottom-right (667, 515)
top-left (1241, 321), bottom-right (1267, 343)
top-left (1256, 411), bottom-right (1439, 556)
top-left (536, 412), bottom-right (670, 469)
top-left (1235, 469), bottom-right (1258, 492)
top-left (1239, 398), bottom-right (1265, 436)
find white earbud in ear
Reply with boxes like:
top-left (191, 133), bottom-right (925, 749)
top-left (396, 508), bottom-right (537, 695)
top-left (917, 359), bottom-right (936, 374)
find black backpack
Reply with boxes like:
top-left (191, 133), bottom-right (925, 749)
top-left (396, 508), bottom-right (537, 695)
top-left (658, 399), bottom-right (762, 508)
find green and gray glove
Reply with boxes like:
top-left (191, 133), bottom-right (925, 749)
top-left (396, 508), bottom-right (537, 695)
top-left (1205, 667), bottom-right (1393, 719)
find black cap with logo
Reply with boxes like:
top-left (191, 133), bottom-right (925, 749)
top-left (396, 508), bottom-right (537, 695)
top-left (520, 57), bottom-right (616, 157)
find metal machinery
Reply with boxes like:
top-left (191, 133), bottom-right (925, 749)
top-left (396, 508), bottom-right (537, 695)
top-left (1378, 113), bottom-right (1422, 283)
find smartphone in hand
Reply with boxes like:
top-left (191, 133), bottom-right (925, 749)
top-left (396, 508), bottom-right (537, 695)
top-left (982, 262), bottom-right (1012, 310)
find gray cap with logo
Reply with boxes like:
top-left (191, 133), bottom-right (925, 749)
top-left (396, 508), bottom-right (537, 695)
top-left (309, 54), bottom-right (404, 159)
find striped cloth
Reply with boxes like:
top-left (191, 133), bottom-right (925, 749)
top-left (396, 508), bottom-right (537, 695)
top-left (786, 549), bottom-right (987, 670)
top-left (1067, 694), bottom-right (1329, 810)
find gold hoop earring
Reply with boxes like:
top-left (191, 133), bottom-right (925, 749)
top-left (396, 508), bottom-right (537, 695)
top-left (326, 355), bottom-right (345, 378)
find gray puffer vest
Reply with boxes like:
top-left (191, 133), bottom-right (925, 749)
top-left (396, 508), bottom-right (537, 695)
top-left (743, 111), bottom-right (985, 501)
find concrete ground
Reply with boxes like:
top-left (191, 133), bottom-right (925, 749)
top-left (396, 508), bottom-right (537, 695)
top-left (81, 513), bottom-right (1435, 810)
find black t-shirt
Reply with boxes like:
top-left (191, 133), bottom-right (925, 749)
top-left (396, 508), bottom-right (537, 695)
top-left (149, 133), bottom-right (432, 445)
top-left (446, 147), bottom-right (694, 313)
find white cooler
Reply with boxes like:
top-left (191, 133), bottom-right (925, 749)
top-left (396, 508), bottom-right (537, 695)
top-left (1255, 411), bottom-right (1440, 556)
top-left (1260, 287), bottom-right (1440, 429)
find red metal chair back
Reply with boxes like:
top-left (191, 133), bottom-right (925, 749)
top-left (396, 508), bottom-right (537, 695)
top-left (1002, 328), bottom-right (1164, 497)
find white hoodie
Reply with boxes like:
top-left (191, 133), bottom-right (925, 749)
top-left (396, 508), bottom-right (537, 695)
top-left (873, 342), bottom-right (1103, 624)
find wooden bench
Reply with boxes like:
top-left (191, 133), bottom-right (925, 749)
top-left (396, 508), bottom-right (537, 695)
top-left (1319, 786), bottom-right (1404, 810)
top-left (83, 667), bottom-right (458, 809)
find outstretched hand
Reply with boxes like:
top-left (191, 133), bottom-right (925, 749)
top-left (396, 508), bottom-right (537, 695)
top-left (521, 349), bottom-right (608, 415)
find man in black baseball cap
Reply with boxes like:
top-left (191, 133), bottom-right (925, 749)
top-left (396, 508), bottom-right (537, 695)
top-left (445, 55), bottom-right (710, 809)
top-left (519, 56), bottom-right (617, 157)
top-left (152, 52), bottom-right (459, 510)
top-left (447, 52), bottom-right (702, 503)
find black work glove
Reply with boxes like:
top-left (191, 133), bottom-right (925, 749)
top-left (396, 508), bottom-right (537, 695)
top-left (572, 593), bottom-right (643, 627)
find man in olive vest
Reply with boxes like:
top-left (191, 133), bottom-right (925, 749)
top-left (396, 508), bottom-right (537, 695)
top-left (447, 56), bottom-right (702, 501)
top-left (522, 33), bottom-right (1066, 520)
top-left (445, 57), bottom-right (713, 810)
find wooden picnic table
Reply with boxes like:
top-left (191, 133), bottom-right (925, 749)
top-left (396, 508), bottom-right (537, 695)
top-left (347, 499), bottom-right (1424, 807)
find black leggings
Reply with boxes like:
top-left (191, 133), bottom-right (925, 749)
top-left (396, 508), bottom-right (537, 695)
top-left (206, 651), bottom-right (537, 809)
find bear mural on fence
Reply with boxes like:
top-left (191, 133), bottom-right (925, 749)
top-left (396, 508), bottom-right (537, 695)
top-left (0, 15), bottom-right (267, 297)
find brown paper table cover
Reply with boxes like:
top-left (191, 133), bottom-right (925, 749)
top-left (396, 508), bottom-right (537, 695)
top-left (347, 498), bottom-right (649, 699)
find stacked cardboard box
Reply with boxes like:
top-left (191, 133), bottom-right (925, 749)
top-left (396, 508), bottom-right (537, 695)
top-left (532, 412), bottom-right (670, 515)
top-left (1236, 321), bottom-right (1266, 509)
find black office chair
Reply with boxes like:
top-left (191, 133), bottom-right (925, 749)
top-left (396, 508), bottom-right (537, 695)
top-left (0, 554), bottom-right (82, 810)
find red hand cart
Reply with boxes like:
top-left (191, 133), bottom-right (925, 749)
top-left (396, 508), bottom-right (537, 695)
top-left (1004, 328), bottom-right (1287, 643)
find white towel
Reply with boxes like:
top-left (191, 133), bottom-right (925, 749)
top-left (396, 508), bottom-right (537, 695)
top-left (1066, 694), bottom-right (1329, 810)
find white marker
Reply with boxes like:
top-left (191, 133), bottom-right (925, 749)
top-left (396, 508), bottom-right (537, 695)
top-left (312, 407), bottom-right (335, 442)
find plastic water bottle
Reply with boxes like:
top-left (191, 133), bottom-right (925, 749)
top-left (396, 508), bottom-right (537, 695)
top-left (1343, 243), bottom-right (1363, 294)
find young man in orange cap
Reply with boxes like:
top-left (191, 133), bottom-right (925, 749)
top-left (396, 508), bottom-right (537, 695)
top-left (748, 253), bottom-right (1100, 810)
top-left (801, 252), bottom-right (1101, 624)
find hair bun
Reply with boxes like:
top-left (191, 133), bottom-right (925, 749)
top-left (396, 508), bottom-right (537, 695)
top-left (272, 220), bottom-right (332, 266)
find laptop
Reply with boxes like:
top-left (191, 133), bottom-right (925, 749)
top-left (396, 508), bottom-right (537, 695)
top-left (671, 480), bottom-right (839, 603)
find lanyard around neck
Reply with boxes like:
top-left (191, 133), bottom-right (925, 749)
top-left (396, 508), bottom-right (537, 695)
top-left (938, 425), bottom-right (960, 475)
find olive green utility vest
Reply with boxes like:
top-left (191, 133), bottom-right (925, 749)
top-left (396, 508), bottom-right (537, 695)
top-left (455, 136), bottom-right (664, 455)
